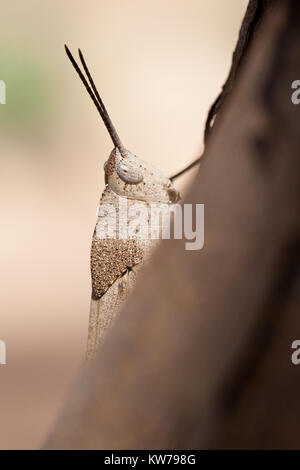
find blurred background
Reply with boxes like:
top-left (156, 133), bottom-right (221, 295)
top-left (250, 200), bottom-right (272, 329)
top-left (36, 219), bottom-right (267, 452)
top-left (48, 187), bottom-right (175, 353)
top-left (0, 0), bottom-right (247, 449)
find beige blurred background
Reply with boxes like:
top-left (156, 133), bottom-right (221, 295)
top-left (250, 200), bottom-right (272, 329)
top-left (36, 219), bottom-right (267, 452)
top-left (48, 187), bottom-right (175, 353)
top-left (0, 0), bottom-right (247, 449)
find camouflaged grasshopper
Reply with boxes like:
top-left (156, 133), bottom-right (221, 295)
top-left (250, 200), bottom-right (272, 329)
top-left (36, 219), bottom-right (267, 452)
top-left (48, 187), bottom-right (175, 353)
top-left (65, 46), bottom-right (198, 360)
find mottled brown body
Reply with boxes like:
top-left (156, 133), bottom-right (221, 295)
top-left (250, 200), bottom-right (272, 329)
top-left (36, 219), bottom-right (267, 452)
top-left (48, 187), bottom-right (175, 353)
top-left (87, 148), bottom-right (179, 359)
top-left (91, 237), bottom-right (144, 299)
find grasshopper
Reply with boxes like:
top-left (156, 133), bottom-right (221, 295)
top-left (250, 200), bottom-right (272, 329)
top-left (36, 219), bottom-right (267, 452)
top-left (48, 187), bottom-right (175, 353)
top-left (65, 46), bottom-right (198, 359)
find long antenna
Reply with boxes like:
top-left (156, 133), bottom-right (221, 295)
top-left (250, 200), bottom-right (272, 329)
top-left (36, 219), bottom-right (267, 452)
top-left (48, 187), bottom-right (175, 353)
top-left (64, 45), bottom-right (125, 153)
top-left (78, 49), bottom-right (110, 122)
top-left (170, 156), bottom-right (201, 181)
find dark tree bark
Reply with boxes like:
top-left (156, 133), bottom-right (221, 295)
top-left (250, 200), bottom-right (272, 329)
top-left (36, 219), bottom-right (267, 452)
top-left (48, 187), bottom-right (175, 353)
top-left (44, 0), bottom-right (300, 449)
top-left (204, 0), bottom-right (274, 143)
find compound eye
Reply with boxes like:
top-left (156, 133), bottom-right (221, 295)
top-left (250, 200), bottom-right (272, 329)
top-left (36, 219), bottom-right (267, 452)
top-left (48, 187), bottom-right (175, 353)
top-left (116, 161), bottom-right (144, 184)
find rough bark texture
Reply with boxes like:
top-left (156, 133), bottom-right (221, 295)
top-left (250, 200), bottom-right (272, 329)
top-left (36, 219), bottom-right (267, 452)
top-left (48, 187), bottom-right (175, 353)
top-left (44, 0), bottom-right (300, 449)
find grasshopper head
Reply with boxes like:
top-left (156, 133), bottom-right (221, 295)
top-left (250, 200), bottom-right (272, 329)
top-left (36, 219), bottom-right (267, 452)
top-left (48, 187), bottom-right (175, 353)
top-left (104, 147), bottom-right (180, 204)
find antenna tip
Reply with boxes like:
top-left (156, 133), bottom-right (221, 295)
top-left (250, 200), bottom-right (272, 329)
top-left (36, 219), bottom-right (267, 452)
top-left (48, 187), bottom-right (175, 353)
top-left (64, 44), bottom-right (71, 56)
